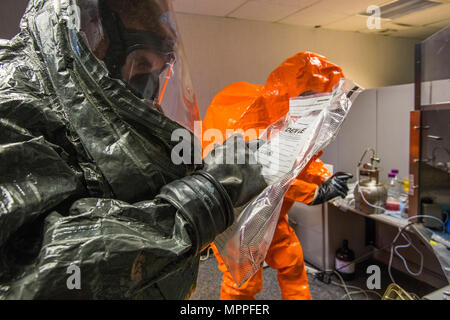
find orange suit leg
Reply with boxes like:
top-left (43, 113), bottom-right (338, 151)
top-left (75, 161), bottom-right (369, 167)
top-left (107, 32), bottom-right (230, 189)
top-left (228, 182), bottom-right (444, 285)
top-left (211, 199), bottom-right (311, 300)
top-left (265, 200), bottom-right (312, 300)
top-left (211, 243), bottom-right (263, 300)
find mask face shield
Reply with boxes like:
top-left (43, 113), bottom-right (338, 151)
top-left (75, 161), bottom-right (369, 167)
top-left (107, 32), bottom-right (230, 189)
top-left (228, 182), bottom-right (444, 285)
top-left (74, 0), bottom-right (200, 131)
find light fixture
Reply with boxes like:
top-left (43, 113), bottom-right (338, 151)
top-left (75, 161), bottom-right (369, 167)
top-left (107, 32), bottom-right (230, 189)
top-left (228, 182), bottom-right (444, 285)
top-left (360, 0), bottom-right (442, 20)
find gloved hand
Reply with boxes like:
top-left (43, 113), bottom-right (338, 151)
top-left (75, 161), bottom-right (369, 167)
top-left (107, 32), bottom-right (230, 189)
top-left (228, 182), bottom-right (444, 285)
top-left (159, 134), bottom-right (267, 251)
top-left (200, 134), bottom-right (268, 208)
top-left (310, 172), bottom-right (353, 205)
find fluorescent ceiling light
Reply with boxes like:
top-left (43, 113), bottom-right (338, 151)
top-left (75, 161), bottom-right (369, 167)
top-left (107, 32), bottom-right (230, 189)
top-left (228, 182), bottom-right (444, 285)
top-left (360, 0), bottom-right (442, 19)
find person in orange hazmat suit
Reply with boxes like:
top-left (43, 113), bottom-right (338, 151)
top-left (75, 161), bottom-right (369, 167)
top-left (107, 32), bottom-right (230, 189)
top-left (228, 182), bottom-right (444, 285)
top-left (202, 51), bottom-right (353, 300)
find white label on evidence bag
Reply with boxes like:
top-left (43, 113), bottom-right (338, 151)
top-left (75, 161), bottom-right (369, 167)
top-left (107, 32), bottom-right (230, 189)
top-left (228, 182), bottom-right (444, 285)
top-left (289, 94), bottom-right (332, 116)
top-left (256, 94), bottom-right (332, 185)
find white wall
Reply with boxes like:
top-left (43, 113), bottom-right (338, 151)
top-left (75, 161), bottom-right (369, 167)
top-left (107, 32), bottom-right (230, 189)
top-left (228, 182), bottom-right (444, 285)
top-left (176, 13), bottom-right (420, 118)
top-left (320, 79), bottom-right (450, 182)
top-left (0, 0), bottom-right (28, 40)
top-left (376, 84), bottom-right (415, 180)
top-left (321, 84), bottom-right (414, 182)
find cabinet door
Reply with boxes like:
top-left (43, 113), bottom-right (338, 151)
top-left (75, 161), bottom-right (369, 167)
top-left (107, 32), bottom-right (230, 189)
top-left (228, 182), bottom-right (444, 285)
top-left (419, 109), bottom-right (450, 206)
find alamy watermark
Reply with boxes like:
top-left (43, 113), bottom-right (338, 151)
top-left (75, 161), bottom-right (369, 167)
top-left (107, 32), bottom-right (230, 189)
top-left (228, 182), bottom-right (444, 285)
top-left (366, 265), bottom-right (381, 290)
top-left (171, 121), bottom-right (284, 167)
top-left (366, 5), bottom-right (382, 30)
top-left (66, 264), bottom-right (81, 290)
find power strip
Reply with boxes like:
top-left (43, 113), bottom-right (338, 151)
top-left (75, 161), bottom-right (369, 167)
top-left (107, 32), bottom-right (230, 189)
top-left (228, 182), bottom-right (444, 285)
top-left (315, 272), bottom-right (332, 284)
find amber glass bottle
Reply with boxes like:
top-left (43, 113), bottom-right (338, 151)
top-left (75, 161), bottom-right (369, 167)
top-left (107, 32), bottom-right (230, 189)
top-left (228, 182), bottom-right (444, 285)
top-left (335, 240), bottom-right (356, 281)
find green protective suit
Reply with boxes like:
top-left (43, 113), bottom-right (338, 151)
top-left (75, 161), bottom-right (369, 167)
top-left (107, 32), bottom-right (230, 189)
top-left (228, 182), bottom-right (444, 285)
top-left (0, 0), bottom-right (236, 299)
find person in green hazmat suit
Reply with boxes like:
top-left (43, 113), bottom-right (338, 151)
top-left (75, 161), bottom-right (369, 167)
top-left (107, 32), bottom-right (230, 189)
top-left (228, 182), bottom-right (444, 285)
top-left (0, 0), bottom-right (267, 299)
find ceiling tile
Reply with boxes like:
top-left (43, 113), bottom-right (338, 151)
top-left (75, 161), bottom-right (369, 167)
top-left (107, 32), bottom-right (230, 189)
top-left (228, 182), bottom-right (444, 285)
top-left (251, 0), bottom-right (317, 6)
top-left (318, 0), bottom-right (391, 15)
top-left (430, 17), bottom-right (450, 28)
top-left (323, 15), bottom-right (417, 36)
top-left (323, 15), bottom-right (373, 31)
top-left (229, 0), bottom-right (306, 22)
top-left (388, 25), bottom-right (443, 39)
top-left (360, 19), bottom-right (449, 39)
top-left (279, 1), bottom-right (350, 27)
top-left (358, 19), bottom-right (413, 33)
top-left (322, 1), bottom-right (450, 37)
top-left (173, 0), bottom-right (450, 39)
top-left (172, 0), bottom-right (248, 16)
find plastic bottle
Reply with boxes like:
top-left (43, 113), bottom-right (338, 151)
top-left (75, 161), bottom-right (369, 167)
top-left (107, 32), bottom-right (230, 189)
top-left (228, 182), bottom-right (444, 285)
top-left (386, 173), bottom-right (401, 214)
top-left (387, 173), bottom-right (401, 198)
top-left (391, 170), bottom-right (402, 193)
top-left (400, 180), bottom-right (409, 219)
top-left (335, 240), bottom-right (356, 281)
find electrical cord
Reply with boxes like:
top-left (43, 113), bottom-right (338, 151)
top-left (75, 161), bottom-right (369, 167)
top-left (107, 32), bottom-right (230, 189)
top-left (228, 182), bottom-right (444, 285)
top-left (307, 210), bottom-right (445, 299)
top-left (307, 265), bottom-right (383, 300)
top-left (200, 246), bottom-right (213, 261)
top-left (309, 165), bottom-right (448, 298)
top-left (340, 290), bottom-right (366, 300)
top-left (388, 215), bottom-right (446, 284)
top-left (394, 231), bottom-right (423, 276)
top-left (333, 242), bottom-right (391, 274)
top-left (339, 289), bottom-right (383, 300)
top-left (329, 214), bottom-right (444, 283)
top-left (408, 215), bottom-right (447, 231)
top-left (356, 181), bottom-right (386, 213)
top-left (330, 214), bottom-right (444, 285)
top-left (388, 222), bottom-right (415, 284)
top-left (332, 270), bottom-right (353, 300)
top-left (354, 163), bottom-right (446, 284)
top-left (332, 271), bottom-right (382, 300)
top-left (306, 264), bottom-right (379, 300)
top-left (355, 168), bottom-right (386, 213)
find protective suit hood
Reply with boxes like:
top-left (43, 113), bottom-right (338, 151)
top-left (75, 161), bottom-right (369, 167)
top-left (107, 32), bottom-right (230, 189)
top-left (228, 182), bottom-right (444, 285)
top-left (15, 0), bottom-right (200, 202)
top-left (0, 0), bottom-right (223, 300)
top-left (22, 0), bottom-right (200, 131)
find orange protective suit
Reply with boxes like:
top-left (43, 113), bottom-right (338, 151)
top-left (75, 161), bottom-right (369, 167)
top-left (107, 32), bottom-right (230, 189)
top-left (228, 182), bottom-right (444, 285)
top-left (202, 52), bottom-right (344, 300)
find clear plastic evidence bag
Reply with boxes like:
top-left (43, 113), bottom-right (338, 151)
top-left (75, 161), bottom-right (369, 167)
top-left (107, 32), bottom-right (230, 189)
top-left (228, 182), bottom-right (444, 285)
top-left (214, 78), bottom-right (363, 286)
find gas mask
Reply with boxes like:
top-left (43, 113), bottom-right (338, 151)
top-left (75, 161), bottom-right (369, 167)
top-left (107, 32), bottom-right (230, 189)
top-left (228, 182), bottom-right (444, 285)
top-left (78, 0), bottom-right (200, 131)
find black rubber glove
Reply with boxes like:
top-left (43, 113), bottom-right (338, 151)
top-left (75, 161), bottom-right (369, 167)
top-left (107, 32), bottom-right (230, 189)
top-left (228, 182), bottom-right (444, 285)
top-left (310, 172), bottom-right (353, 205)
top-left (201, 134), bottom-right (268, 208)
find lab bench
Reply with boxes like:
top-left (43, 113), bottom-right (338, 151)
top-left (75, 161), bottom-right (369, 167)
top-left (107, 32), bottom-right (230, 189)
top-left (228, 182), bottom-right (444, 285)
top-left (288, 201), bottom-right (449, 290)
